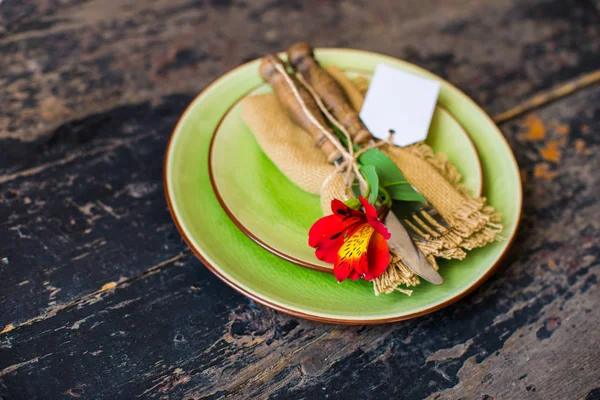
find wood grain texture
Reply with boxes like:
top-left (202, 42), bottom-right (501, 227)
top-left (1, 0), bottom-right (600, 143)
top-left (0, 86), bottom-right (598, 399)
top-left (0, 96), bottom-right (193, 325)
top-left (1, 0), bottom-right (599, 399)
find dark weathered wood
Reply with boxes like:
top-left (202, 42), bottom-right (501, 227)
top-left (0, 96), bottom-right (193, 326)
top-left (1, 0), bottom-right (599, 399)
top-left (1, 84), bottom-right (598, 399)
top-left (1, 0), bottom-right (600, 146)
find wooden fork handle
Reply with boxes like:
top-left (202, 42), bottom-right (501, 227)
top-left (259, 54), bottom-right (341, 164)
top-left (288, 42), bottom-right (373, 146)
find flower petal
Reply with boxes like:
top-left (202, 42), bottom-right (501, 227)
top-left (359, 196), bottom-right (391, 240)
top-left (363, 231), bottom-right (390, 280)
top-left (334, 258), bottom-right (354, 282)
top-left (308, 215), bottom-right (347, 263)
top-left (308, 214), bottom-right (341, 248)
top-left (315, 237), bottom-right (343, 263)
top-left (331, 199), bottom-right (365, 223)
top-left (309, 212), bottom-right (365, 263)
top-left (335, 224), bottom-right (374, 280)
top-left (348, 270), bottom-right (362, 280)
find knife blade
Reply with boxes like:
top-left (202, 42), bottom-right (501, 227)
top-left (333, 157), bottom-right (443, 285)
top-left (383, 209), bottom-right (443, 285)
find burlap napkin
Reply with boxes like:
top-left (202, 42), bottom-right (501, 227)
top-left (241, 66), bottom-right (502, 295)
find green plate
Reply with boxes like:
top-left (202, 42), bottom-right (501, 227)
top-left (164, 48), bottom-right (522, 324)
top-left (209, 73), bottom-right (483, 272)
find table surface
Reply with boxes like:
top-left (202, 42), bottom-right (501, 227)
top-left (1, 1), bottom-right (599, 399)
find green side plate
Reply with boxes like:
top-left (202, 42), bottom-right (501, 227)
top-left (164, 48), bottom-right (522, 324)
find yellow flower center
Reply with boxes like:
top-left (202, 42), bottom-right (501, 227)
top-left (338, 224), bottom-right (374, 262)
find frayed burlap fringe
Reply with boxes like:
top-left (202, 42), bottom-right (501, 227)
top-left (373, 250), bottom-right (422, 296)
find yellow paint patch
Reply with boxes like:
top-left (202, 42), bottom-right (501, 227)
top-left (539, 140), bottom-right (563, 163)
top-left (522, 115), bottom-right (546, 141)
top-left (1, 324), bottom-right (15, 334)
top-left (534, 163), bottom-right (558, 181)
top-left (101, 282), bottom-right (117, 291)
top-left (575, 139), bottom-right (592, 155)
top-left (556, 124), bottom-right (570, 135)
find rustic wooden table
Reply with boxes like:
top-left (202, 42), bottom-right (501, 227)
top-left (1, 1), bottom-right (599, 399)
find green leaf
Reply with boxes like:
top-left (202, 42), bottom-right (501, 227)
top-left (358, 148), bottom-right (426, 203)
top-left (359, 165), bottom-right (379, 205)
top-left (386, 183), bottom-right (426, 202)
top-left (380, 179), bottom-right (410, 187)
top-left (331, 125), bottom-right (425, 203)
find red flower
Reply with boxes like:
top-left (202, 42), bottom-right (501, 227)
top-left (308, 197), bottom-right (391, 282)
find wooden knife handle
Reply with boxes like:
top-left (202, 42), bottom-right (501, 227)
top-left (259, 54), bottom-right (341, 164)
top-left (288, 42), bottom-right (373, 146)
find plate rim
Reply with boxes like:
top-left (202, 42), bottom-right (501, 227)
top-left (207, 76), bottom-right (484, 273)
top-left (164, 47), bottom-right (523, 325)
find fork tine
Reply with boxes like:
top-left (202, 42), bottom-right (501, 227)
top-left (419, 209), bottom-right (450, 232)
top-left (410, 213), bottom-right (442, 237)
top-left (420, 206), bottom-right (451, 229)
top-left (401, 219), bottom-right (431, 242)
top-left (399, 203), bottom-right (451, 243)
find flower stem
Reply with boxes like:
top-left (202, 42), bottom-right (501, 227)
top-left (379, 186), bottom-right (392, 208)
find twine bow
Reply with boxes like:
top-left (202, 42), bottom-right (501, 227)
top-left (271, 60), bottom-right (389, 198)
top-left (294, 73), bottom-right (394, 198)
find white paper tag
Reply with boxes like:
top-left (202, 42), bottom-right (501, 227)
top-left (360, 64), bottom-right (440, 147)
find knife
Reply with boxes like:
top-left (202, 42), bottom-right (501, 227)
top-left (259, 54), bottom-right (443, 285)
top-left (384, 208), bottom-right (443, 284)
